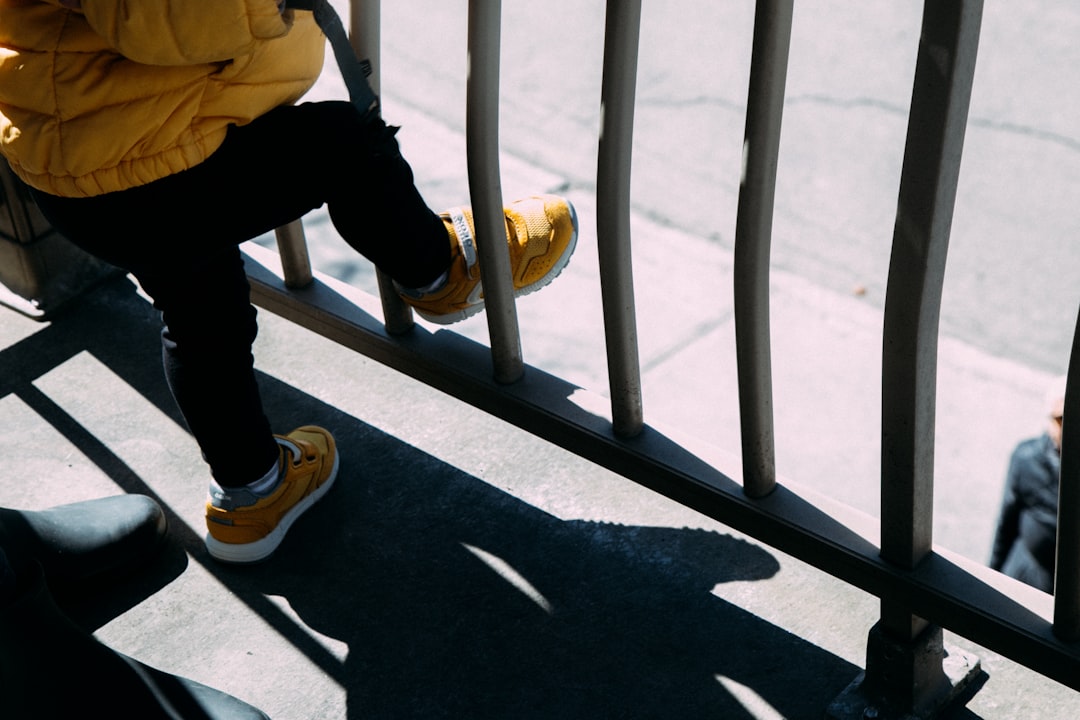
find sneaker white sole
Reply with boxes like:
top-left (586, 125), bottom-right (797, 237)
top-left (417, 201), bottom-right (580, 325)
top-left (204, 451), bottom-right (340, 564)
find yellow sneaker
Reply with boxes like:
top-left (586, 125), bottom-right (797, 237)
top-left (204, 426), bottom-right (338, 563)
top-left (397, 194), bottom-right (578, 324)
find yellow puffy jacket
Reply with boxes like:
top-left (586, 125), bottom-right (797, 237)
top-left (0, 0), bottom-right (325, 197)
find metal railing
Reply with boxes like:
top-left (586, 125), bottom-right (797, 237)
top-left (245, 0), bottom-right (1080, 714)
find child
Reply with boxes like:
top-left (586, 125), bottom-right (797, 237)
top-left (0, 0), bottom-right (577, 563)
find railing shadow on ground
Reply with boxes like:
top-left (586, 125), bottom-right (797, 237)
top-left (243, 387), bottom-right (846, 719)
top-left (0, 274), bottom-right (919, 718)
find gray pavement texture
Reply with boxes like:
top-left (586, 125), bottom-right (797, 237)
top-left (3, 1), bottom-right (1080, 718)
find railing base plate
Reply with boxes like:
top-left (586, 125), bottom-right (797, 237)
top-left (826, 624), bottom-right (982, 720)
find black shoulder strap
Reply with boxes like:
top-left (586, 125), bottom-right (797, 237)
top-left (287, 0), bottom-right (380, 122)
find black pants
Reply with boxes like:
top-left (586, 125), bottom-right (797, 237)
top-left (32, 101), bottom-right (450, 486)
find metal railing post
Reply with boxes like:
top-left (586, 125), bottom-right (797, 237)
top-left (348, 0), bottom-right (416, 335)
top-left (831, 2), bottom-right (985, 717)
top-left (467, 0), bottom-right (524, 384)
top-left (274, 220), bottom-right (314, 288)
top-left (1055, 322), bottom-right (1080, 638)
top-left (348, 0), bottom-right (378, 81)
top-left (878, 0), bottom-right (981, 585)
top-left (597, 0), bottom-right (644, 437)
top-left (733, 0), bottom-right (792, 498)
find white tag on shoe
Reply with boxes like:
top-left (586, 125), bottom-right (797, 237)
top-left (449, 207), bottom-right (478, 270)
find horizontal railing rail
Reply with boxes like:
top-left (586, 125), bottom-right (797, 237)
top-left (252, 0), bottom-right (1080, 713)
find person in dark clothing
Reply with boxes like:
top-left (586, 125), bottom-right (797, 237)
top-left (990, 377), bottom-right (1066, 593)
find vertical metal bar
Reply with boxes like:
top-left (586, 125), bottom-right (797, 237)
top-left (597, 0), bottom-right (644, 438)
top-left (349, 0), bottom-right (415, 335)
top-left (467, 0), bottom-right (524, 384)
top-left (878, 0), bottom-right (981, 671)
top-left (881, 0), bottom-right (981, 575)
top-left (1055, 326), bottom-right (1080, 638)
top-left (828, 6), bottom-right (985, 716)
top-left (274, 220), bottom-right (314, 289)
top-left (348, 0), bottom-right (379, 84)
top-left (732, 0), bottom-right (792, 498)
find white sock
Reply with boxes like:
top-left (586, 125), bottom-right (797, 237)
top-left (245, 456), bottom-right (281, 495)
top-left (409, 269), bottom-right (449, 295)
